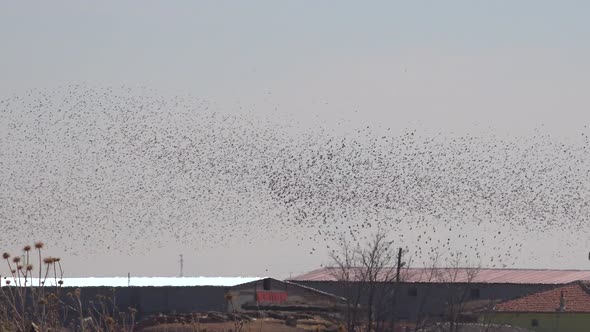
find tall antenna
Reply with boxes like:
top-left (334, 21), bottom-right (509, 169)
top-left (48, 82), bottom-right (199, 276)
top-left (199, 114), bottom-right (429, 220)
top-left (179, 254), bottom-right (184, 277)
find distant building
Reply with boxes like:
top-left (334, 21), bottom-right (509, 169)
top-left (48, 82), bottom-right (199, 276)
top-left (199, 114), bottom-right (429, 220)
top-left (487, 281), bottom-right (590, 332)
top-left (3, 277), bottom-right (343, 320)
top-left (3, 276), bottom-right (263, 319)
top-left (226, 277), bottom-right (346, 312)
top-left (17, 276), bottom-right (261, 288)
top-left (289, 267), bottom-right (590, 326)
top-left (291, 267), bottom-right (590, 284)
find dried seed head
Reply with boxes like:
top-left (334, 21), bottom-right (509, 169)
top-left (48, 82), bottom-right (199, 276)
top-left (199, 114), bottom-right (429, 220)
top-left (38, 298), bottom-right (48, 305)
top-left (53, 257), bottom-right (60, 263)
top-left (5, 280), bottom-right (10, 285)
top-left (12, 257), bottom-right (21, 263)
top-left (224, 293), bottom-right (234, 302)
top-left (26, 265), bottom-right (33, 271)
top-left (43, 257), bottom-right (53, 264)
top-left (23, 245), bottom-right (31, 252)
top-left (17, 265), bottom-right (23, 270)
top-left (11, 269), bottom-right (16, 274)
top-left (58, 280), bottom-right (63, 285)
top-left (34, 242), bottom-right (44, 249)
top-left (3, 252), bottom-right (10, 259)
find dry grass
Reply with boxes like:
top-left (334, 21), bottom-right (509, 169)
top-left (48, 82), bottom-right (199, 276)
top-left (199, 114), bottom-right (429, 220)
top-left (1, 242), bottom-right (137, 332)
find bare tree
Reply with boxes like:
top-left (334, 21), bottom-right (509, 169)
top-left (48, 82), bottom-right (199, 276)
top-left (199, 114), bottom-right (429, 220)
top-left (442, 253), bottom-right (481, 332)
top-left (411, 252), bottom-right (486, 332)
top-left (358, 230), bottom-right (397, 332)
top-left (413, 252), bottom-right (443, 331)
top-left (329, 236), bottom-right (363, 332)
top-left (378, 248), bottom-right (411, 332)
top-left (330, 229), bottom-right (406, 332)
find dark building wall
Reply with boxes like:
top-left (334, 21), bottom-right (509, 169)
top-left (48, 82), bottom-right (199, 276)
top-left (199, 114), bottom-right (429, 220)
top-left (7, 281), bottom-right (555, 323)
top-left (58, 286), bottom-right (227, 319)
top-left (393, 283), bottom-right (554, 323)
top-left (291, 281), bottom-right (557, 323)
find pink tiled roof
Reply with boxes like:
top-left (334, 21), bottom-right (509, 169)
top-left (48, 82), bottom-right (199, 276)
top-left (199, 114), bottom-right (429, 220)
top-left (495, 282), bottom-right (590, 313)
top-left (291, 267), bottom-right (590, 284)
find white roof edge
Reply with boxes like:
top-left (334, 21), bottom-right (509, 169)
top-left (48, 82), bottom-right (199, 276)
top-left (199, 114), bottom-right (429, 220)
top-left (2, 277), bottom-right (262, 287)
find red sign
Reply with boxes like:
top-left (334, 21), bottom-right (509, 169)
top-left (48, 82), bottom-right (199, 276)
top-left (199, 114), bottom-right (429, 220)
top-left (256, 291), bottom-right (288, 303)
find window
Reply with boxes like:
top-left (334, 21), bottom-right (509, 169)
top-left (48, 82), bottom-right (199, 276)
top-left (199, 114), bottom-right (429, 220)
top-left (470, 288), bottom-right (480, 299)
top-left (407, 287), bottom-right (418, 297)
top-left (263, 278), bottom-right (271, 291)
top-left (531, 319), bottom-right (539, 327)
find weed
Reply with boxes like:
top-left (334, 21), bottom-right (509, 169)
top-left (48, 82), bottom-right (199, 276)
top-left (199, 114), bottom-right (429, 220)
top-left (1, 242), bottom-right (137, 332)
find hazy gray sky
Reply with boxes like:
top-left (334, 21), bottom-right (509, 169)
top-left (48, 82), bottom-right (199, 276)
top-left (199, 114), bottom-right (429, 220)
top-left (1, 1), bottom-right (590, 277)
top-left (2, 1), bottom-right (589, 131)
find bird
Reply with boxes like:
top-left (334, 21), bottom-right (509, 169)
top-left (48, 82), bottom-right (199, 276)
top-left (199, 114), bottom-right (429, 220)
top-left (0, 85), bottom-right (589, 276)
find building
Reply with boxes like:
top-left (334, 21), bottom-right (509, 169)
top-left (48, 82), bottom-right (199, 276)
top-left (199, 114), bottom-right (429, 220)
top-left (3, 276), bottom-right (345, 319)
top-left (16, 276), bottom-right (261, 287)
top-left (292, 267), bottom-right (590, 284)
top-left (3, 277), bottom-right (260, 319)
top-left (226, 277), bottom-right (346, 312)
top-left (487, 281), bottom-right (590, 332)
top-left (289, 267), bottom-right (590, 326)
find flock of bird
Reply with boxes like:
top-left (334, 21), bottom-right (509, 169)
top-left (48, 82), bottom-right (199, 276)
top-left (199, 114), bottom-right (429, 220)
top-left (1, 85), bottom-right (589, 269)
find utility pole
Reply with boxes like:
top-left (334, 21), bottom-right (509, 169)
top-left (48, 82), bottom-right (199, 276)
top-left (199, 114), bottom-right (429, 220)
top-left (396, 248), bottom-right (403, 283)
top-left (179, 254), bottom-right (184, 278)
top-left (391, 247), bottom-right (405, 328)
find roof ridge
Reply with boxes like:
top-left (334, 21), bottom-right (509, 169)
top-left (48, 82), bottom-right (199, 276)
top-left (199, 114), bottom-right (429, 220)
top-left (283, 280), bottom-right (346, 301)
top-left (319, 267), bottom-right (590, 272)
